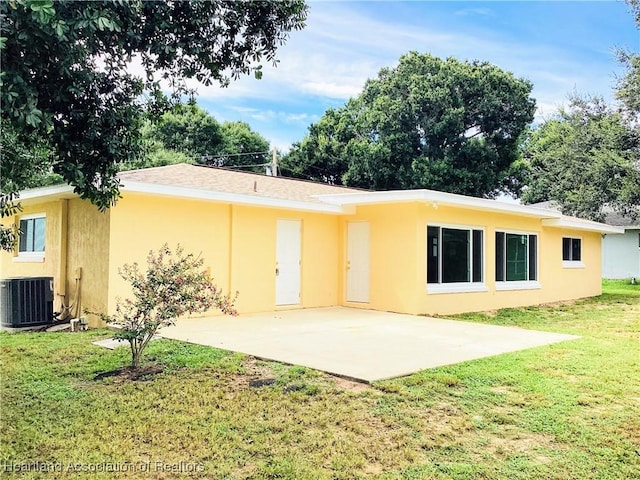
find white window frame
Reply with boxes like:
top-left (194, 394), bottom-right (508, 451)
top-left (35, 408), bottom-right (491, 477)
top-left (562, 236), bottom-right (584, 269)
top-left (427, 223), bottom-right (487, 295)
top-left (13, 213), bottom-right (46, 263)
top-left (495, 229), bottom-right (540, 291)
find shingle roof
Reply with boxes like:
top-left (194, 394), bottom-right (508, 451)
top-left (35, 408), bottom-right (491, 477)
top-left (118, 163), bottom-right (363, 204)
top-left (528, 200), bottom-right (560, 212)
top-left (602, 210), bottom-right (640, 228)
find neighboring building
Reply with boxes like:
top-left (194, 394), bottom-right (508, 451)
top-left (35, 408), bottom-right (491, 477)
top-left (1, 164), bottom-right (623, 327)
top-left (529, 201), bottom-right (640, 280)
top-left (601, 211), bottom-right (640, 280)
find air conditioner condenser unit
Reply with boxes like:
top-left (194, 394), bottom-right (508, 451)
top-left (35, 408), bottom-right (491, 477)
top-left (0, 277), bottom-right (54, 328)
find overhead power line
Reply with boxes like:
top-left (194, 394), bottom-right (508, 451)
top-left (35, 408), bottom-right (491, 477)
top-left (199, 151), bottom-right (270, 160)
top-left (223, 162), bottom-right (271, 169)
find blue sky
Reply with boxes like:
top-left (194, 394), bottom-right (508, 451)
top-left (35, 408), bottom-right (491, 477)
top-left (191, 1), bottom-right (639, 151)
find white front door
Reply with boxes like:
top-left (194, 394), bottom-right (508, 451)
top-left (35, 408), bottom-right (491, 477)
top-left (276, 219), bottom-right (301, 305)
top-left (346, 221), bottom-right (370, 303)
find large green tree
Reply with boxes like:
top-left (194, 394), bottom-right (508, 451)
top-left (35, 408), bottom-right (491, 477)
top-left (522, 96), bottom-right (640, 221)
top-left (1, 0), bottom-right (305, 207)
top-left (0, 0), bottom-right (306, 250)
top-left (128, 104), bottom-right (271, 172)
top-left (152, 103), bottom-right (224, 160)
top-left (616, 0), bottom-right (640, 117)
top-left (215, 121), bottom-right (271, 172)
top-left (282, 52), bottom-right (536, 197)
top-left (521, 1), bottom-right (639, 221)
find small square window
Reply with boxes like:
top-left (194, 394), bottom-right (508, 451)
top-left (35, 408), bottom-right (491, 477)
top-left (562, 237), bottom-right (581, 262)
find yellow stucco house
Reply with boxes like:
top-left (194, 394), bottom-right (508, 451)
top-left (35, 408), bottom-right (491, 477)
top-left (1, 163), bottom-right (623, 327)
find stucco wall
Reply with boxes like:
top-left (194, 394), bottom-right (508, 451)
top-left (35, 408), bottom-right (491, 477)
top-left (417, 205), bottom-right (602, 315)
top-left (66, 198), bottom-right (111, 326)
top-left (3, 192), bottom-right (609, 324)
top-left (602, 229), bottom-right (640, 279)
top-left (107, 194), bottom-right (340, 317)
top-left (338, 202), bottom-right (604, 316)
top-left (230, 205), bottom-right (339, 313)
top-left (340, 203), bottom-right (422, 313)
top-left (1, 201), bottom-right (64, 310)
top-left (0, 198), bottom-right (110, 325)
top-left (107, 193), bottom-right (232, 316)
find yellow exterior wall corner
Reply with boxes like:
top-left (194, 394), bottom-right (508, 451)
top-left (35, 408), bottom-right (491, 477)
top-left (65, 198), bottom-right (111, 327)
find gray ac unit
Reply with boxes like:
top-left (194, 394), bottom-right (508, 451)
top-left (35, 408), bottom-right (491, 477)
top-left (0, 277), bottom-right (54, 328)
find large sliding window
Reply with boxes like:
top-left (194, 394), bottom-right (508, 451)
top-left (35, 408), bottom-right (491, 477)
top-left (495, 231), bottom-right (538, 288)
top-left (427, 226), bottom-right (484, 293)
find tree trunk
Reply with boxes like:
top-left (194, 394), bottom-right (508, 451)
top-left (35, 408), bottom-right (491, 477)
top-left (130, 340), bottom-right (141, 369)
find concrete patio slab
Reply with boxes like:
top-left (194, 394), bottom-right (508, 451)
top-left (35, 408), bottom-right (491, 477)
top-left (92, 336), bottom-right (159, 350)
top-left (160, 307), bottom-right (578, 382)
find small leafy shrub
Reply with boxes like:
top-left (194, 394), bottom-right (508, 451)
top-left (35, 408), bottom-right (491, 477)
top-left (97, 244), bottom-right (237, 368)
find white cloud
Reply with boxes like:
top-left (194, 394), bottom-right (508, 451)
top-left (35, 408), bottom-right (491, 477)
top-left (125, 2), bottom-right (632, 147)
top-left (227, 106), bottom-right (318, 125)
top-left (211, 2), bottom-right (600, 106)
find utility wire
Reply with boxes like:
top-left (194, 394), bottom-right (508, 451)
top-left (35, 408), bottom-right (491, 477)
top-left (222, 162), bottom-right (271, 169)
top-left (199, 150), bottom-right (270, 160)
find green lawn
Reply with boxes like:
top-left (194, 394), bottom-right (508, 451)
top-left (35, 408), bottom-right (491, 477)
top-left (1, 281), bottom-right (638, 479)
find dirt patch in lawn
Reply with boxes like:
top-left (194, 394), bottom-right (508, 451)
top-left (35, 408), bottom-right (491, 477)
top-left (233, 357), bottom-right (278, 390)
top-left (331, 375), bottom-right (372, 393)
top-left (243, 357), bottom-right (276, 377)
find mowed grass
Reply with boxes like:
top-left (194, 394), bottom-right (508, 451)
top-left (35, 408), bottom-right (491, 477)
top-left (1, 280), bottom-right (638, 479)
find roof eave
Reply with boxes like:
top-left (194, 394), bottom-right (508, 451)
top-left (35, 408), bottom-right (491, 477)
top-left (541, 218), bottom-right (625, 234)
top-left (14, 184), bottom-right (76, 206)
top-left (313, 190), bottom-right (563, 219)
top-left (121, 181), bottom-right (350, 214)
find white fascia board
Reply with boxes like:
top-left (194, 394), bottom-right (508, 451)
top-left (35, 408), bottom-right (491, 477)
top-left (541, 217), bottom-right (625, 234)
top-left (121, 181), bottom-right (348, 214)
top-left (17, 184), bottom-right (75, 205)
top-left (313, 189), bottom-right (563, 219)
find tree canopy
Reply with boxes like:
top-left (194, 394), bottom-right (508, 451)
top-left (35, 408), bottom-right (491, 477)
top-left (123, 103), bottom-right (271, 173)
top-left (282, 52), bottom-right (536, 197)
top-left (151, 103), bottom-right (224, 160)
top-left (616, 0), bottom-right (640, 117)
top-left (522, 96), bottom-right (640, 221)
top-left (0, 0), bottom-right (307, 209)
top-left (521, 1), bottom-right (639, 222)
top-left (216, 121), bottom-right (271, 172)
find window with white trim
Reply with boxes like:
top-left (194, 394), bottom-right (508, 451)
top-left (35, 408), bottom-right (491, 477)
top-left (427, 226), bottom-right (484, 287)
top-left (562, 236), bottom-right (584, 268)
top-left (495, 232), bottom-right (537, 282)
top-left (18, 214), bottom-right (46, 256)
top-left (562, 237), bottom-right (581, 261)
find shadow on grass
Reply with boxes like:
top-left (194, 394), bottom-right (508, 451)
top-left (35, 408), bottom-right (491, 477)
top-left (93, 364), bottom-right (164, 382)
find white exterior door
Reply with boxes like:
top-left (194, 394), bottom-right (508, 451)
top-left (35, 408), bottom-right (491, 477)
top-left (276, 219), bottom-right (301, 305)
top-left (346, 221), bottom-right (370, 303)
